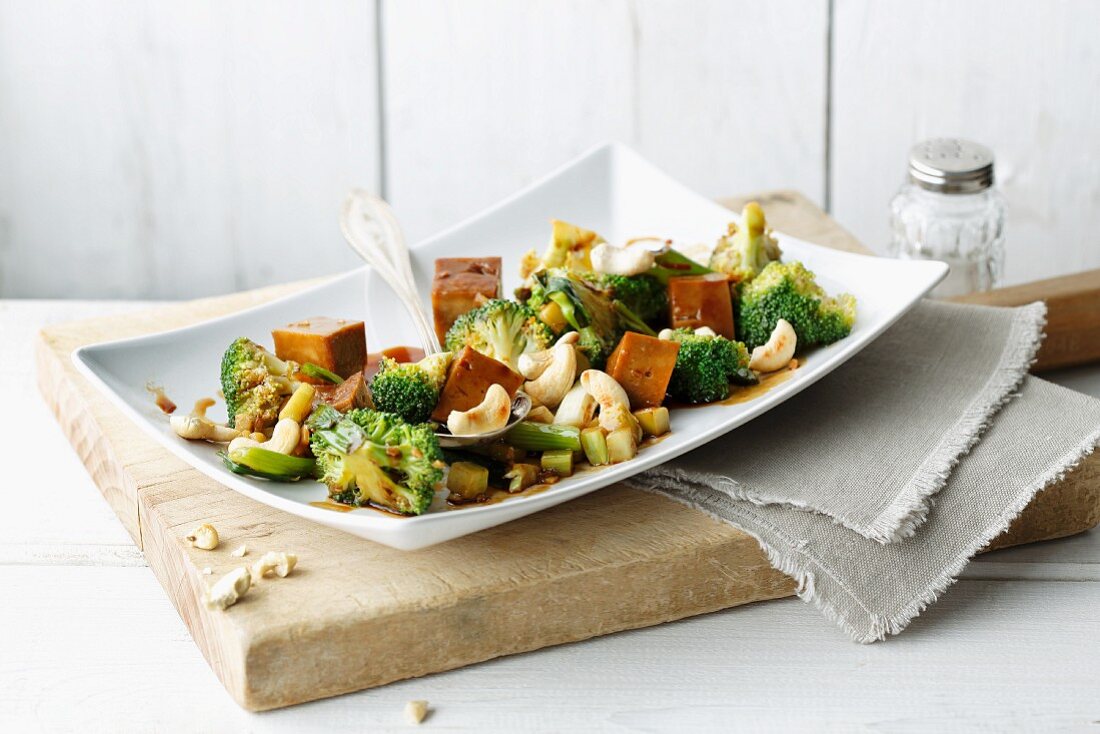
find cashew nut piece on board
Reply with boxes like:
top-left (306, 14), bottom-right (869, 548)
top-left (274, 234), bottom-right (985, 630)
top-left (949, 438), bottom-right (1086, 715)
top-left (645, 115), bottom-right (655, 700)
top-left (590, 242), bottom-right (656, 276)
top-left (227, 417), bottom-right (301, 456)
top-left (205, 566), bottom-right (251, 611)
top-left (579, 370), bottom-right (642, 442)
top-left (185, 524), bottom-right (219, 550)
top-left (523, 339), bottom-right (577, 410)
top-left (170, 414), bottom-right (247, 443)
top-left (749, 318), bottom-right (797, 372)
top-left (447, 383), bottom-right (512, 436)
top-left (553, 382), bottom-right (597, 428)
top-left (518, 331), bottom-right (579, 380)
top-left (252, 551), bottom-right (298, 579)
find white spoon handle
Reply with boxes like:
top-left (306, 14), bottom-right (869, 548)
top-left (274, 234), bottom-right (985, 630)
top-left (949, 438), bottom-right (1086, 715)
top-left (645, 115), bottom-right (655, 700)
top-left (340, 190), bottom-right (442, 355)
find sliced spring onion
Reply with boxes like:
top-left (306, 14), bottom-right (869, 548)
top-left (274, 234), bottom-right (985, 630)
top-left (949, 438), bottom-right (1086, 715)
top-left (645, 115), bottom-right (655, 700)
top-left (301, 362), bottom-right (344, 384)
top-left (505, 421), bottom-right (581, 452)
top-left (220, 448), bottom-right (316, 481)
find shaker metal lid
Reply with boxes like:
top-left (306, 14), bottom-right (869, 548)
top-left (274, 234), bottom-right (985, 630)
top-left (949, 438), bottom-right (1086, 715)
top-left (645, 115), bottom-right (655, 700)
top-left (908, 138), bottom-right (994, 193)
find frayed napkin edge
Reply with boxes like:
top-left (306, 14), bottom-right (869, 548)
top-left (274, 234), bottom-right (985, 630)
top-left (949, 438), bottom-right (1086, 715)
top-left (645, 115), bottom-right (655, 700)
top-left (867, 300), bottom-right (1048, 543)
top-left (636, 423), bottom-right (1100, 644)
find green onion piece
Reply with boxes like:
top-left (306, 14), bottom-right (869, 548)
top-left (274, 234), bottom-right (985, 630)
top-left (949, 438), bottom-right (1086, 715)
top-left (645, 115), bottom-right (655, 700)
top-left (651, 249), bottom-right (712, 284)
top-left (306, 403), bottom-right (343, 430)
top-left (220, 448), bottom-right (316, 482)
top-left (541, 449), bottom-right (574, 477)
top-left (301, 362), bottom-right (344, 384)
top-left (505, 421), bottom-right (581, 452)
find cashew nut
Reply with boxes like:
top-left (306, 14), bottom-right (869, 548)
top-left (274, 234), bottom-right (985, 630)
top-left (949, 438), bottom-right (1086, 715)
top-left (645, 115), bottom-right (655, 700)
top-left (525, 405), bottom-right (555, 424)
top-left (185, 524), bottom-right (219, 551)
top-left (523, 339), bottom-right (577, 410)
top-left (553, 382), bottom-right (597, 428)
top-left (518, 332), bottom-right (579, 380)
top-left (205, 566), bottom-right (251, 611)
top-left (227, 417), bottom-right (300, 455)
top-left (749, 319), bottom-right (797, 372)
top-left (171, 414), bottom-right (247, 443)
top-left (590, 242), bottom-right (656, 276)
top-left (579, 370), bottom-right (642, 442)
top-left (252, 551), bottom-right (298, 579)
top-left (447, 384), bottom-right (512, 436)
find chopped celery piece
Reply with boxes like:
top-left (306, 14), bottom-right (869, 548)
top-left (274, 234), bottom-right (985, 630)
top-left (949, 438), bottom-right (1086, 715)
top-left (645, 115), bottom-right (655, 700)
top-left (506, 421), bottom-right (581, 452)
top-left (541, 449), bottom-right (574, 477)
top-left (504, 463), bottom-right (539, 492)
top-left (632, 406), bottom-right (670, 437)
top-left (446, 462), bottom-right (489, 500)
top-left (606, 428), bottom-right (638, 464)
top-left (580, 427), bottom-right (610, 466)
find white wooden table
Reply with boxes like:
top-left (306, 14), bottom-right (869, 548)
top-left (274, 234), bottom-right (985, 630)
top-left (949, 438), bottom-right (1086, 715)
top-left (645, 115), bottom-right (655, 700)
top-left (4, 300), bottom-right (1100, 732)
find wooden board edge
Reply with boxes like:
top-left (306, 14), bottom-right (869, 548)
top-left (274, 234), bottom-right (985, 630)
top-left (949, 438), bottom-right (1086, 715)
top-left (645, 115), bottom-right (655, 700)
top-left (35, 331), bottom-right (143, 546)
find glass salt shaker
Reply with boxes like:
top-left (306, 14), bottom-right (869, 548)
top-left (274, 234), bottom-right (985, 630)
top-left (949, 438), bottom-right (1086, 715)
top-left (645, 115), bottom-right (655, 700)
top-left (889, 138), bottom-right (1005, 298)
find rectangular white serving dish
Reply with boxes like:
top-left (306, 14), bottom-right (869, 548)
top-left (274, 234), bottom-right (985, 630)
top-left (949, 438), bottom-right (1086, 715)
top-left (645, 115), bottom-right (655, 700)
top-left (74, 143), bottom-right (946, 550)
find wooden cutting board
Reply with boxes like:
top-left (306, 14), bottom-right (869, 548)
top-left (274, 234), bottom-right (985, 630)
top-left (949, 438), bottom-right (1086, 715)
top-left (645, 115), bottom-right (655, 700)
top-left (37, 191), bottom-right (1100, 711)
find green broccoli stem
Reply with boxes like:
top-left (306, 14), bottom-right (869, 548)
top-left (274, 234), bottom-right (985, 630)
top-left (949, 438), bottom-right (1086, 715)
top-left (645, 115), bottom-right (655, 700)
top-left (612, 300), bottom-right (657, 337)
top-left (221, 448), bottom-right (316, 481)
top-left (505, 421), bottom-right (582, 452)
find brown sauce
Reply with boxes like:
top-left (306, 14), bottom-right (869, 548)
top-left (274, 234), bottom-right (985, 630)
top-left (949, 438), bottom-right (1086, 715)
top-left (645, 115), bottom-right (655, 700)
top-left (716, 365), bottom-right (797, 405)
top-left (666, 360), bottom-right (802, 410)
top-left (309, 500), bottom-right (355, 513)
top-left (364, 345), bottom-right (426, 382)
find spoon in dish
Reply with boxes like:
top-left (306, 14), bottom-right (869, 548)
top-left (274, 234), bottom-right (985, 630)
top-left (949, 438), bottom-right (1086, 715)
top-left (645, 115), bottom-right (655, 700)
top-left (339, 190), bottom-right (531, 447)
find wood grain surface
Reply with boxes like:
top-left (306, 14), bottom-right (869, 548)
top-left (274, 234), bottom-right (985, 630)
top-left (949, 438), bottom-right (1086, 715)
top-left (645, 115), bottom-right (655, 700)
top-left (36, 191), bottom-right (1100, 711)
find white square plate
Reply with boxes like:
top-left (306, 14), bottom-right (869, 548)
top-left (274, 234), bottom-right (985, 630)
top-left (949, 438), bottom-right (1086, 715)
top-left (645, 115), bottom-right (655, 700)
top-left (74, 143), bottom-right (946, 550)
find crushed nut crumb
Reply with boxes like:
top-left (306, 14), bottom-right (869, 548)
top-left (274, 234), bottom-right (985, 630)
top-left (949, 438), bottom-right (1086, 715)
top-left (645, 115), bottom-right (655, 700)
top-left (405, 700), bottom-right (429, 724)
top-left (231, 544), bottom-right (248, 557)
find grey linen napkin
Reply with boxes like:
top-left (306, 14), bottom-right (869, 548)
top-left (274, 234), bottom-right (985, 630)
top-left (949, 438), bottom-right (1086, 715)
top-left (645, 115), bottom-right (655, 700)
top-left (626, 301), bottom-right (1100, 642)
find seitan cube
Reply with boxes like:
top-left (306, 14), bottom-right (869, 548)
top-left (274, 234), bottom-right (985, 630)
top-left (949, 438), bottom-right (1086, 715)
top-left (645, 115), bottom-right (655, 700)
top-left (605, 332), bottom-right (680, 408)
top-left (314, 371), bottom-right (371, 413)
top-left (668, 274), bottom-right (736, 339)
top-left (431, 346), bottom-right (523, 422)
top-left (432, 257), bottom-right (503, 343)
top-left (272, 317), bottom-right (366, 379)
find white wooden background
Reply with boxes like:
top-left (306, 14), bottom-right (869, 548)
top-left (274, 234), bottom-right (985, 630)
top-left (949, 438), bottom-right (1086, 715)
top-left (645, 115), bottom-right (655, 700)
top-left (2, 0), bottom-right (1099, 299)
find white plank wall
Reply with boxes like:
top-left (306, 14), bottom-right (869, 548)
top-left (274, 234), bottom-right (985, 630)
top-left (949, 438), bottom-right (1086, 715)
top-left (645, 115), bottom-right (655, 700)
top-left (382, 0), bottom-right (828, 243)
top-left (2, 0), bottom-right (1098, 297)
top-left (0, 0), bottom-right (380, 299)
top-left (831, 0), bottom-right (1100, 284)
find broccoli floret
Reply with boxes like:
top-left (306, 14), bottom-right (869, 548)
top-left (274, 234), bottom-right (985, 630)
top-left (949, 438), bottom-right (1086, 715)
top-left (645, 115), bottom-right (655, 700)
top-left (666, 329), bottom-right (757, 404)
top-left (444, 299), bottom-right (553, 369)
top-left (709, 202), bottom-right (782, 284)
top-left (219, 337), bottom-right (299, 432)
top-left (310, 407), bottom-right (444, 516)
top-left (521, 269), bottom-right (655, 368)
top-left (584, 272), bottom-right (668, 324)
top-left (368, 352), bottom-right (452, 424)
top-left (737, 261), bottom-right (856, 350)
